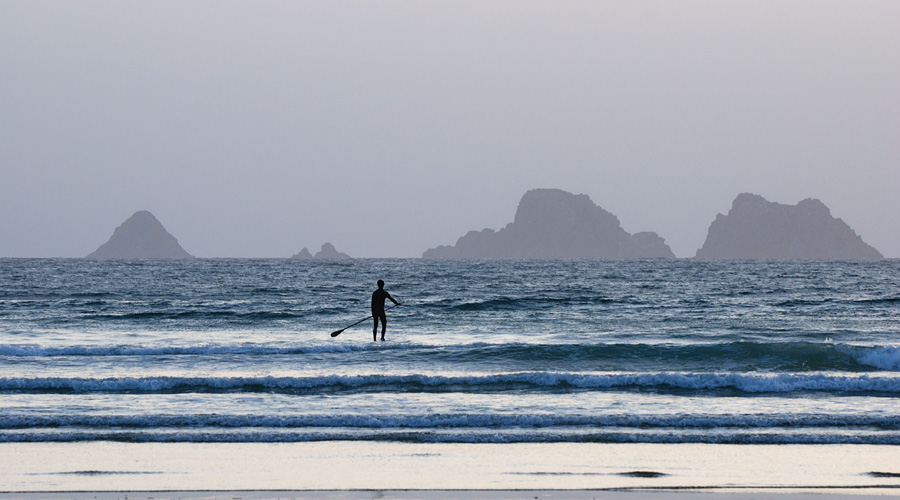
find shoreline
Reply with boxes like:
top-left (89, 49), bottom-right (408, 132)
top-left (3, 442), bottom-right (900, 497)
top-left (2, 488), bottom-right (900, 500)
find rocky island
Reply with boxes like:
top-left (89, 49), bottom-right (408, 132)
top-left (423, 188), bottom-right (674, 259)
top-left (696, 193), bottom-right (882, 259)
top-left (86, 211), bottom-right (194, 259)
top-left (291, 242), bottom-right (351, 260)
top-left (291, 248), bottom-right (314, 259)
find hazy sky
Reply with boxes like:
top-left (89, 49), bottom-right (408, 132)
top-left (2, 1), bottom-right (898, 258)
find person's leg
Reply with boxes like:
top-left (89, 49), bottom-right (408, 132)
top-left (379, 312), bottom-right (387, 341)
top-left (373, 314), bottom-right (378, 342)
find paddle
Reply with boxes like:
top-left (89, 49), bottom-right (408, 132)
top-left (330, 303), bottom-right (400, 337)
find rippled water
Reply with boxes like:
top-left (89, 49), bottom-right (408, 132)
top-left (1, 258), bottom-right (899, 445)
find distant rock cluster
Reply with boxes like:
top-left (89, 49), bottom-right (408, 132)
top-left (86, 190), bottom-right (883, 260)
top-left (696, 193), bottom-right (883, 259)
top-left (291, 242), bottom-right (351, 260)
top-left (86, 211), bottom-right (193, 259)
top-left (423, 189), bottom-right (675, 259)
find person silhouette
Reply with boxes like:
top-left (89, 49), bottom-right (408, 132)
top-left (371, 279), bottom-right (400, 341)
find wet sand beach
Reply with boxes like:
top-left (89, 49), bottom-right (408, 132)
top-left (1, 442), bottom-right (899, 497)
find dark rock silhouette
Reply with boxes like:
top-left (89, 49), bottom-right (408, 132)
top-left (696, 193), bottom-right (883, 259)
top-left (290, 247), bottom-right (314, 259)
top-left (313, 242), bottom-right (351, 260)
top-left (86, 211), bottom-right (194, 259)
top-left (423, 189), bottom-right (675, 259)
top-left (291, 243), bottom-right (351, 259)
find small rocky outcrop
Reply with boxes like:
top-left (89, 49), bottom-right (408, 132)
top-left (315, 242), bottom-right (351, 259)
top-left (86, 211), bottom-right (194, 259)
top-left (423, 188), bottom-right (675, 259)
top-left (696, 193), bottom-right (883, 259)
top-left (290, 247), bottom-right (314, 259)
top-left (292, 243), bottom-right (351, 260)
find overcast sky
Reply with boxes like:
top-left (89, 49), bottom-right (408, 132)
top-left (2, 1), bottom-right (898, 258)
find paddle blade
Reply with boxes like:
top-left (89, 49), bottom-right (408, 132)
top-left (330, 329), bottom-right (344, 337)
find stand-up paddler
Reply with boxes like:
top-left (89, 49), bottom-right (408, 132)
top-left (371, 279), bottom-right (400, 342)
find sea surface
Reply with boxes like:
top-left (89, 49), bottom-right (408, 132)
top-left (1, 258), bottom-right (899, 491)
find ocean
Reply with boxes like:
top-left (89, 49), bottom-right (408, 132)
top-left (1, 258), bottom-right (899, 492)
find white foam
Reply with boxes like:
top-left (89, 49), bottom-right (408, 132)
top-left (2, 371), bottom-right (899, 393)
top-left (2, 412), bottom-right (898, 430)
top-left (856, 345), bottom-right (900, 370)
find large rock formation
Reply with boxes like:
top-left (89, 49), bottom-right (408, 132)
top-left (87, 211), bottom-right (194, 259)
top-left (696, 193), bottom-right (882, 259)
top-left (315, 242), bottom-right (351, 259)
top-left (292, 243), bottom-right (351, 260)
top-left (423, 189), bottom-right (675, 259)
